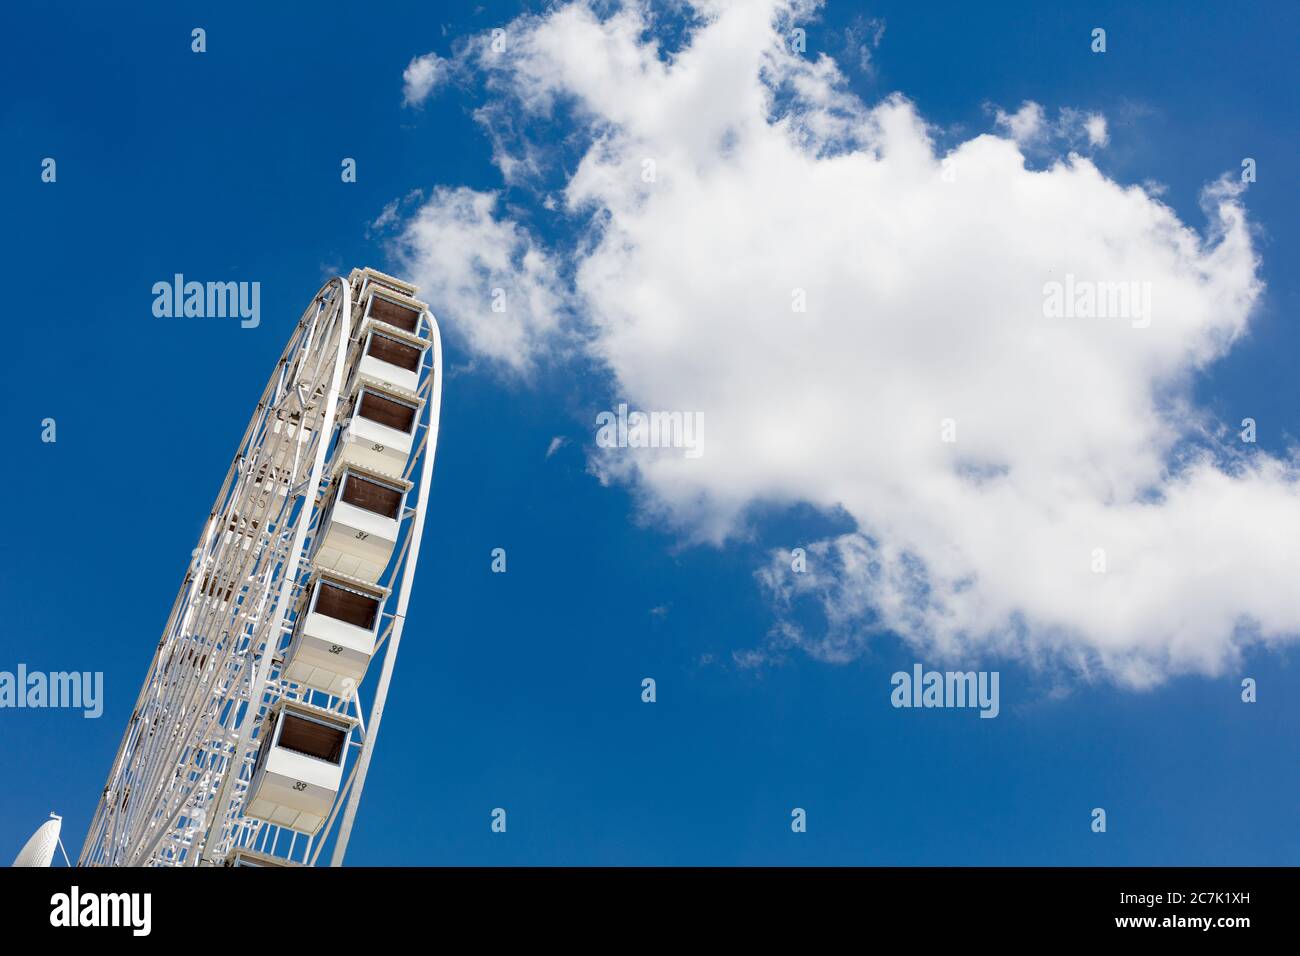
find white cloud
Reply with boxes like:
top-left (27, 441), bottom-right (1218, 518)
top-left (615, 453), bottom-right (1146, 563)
top-left (1084, 113), bottom-right (1109, 147)
top-left (367, 189), bottom-right (424, 238)
top-left (993, 101), bottom-right (1046, 144)
top-left (402, 52), bottom-right (449, 107)
top-left (396, 1), bottom-right (1296, 686)
top-left (996, 102), bottom-right (1109, 151)
top-left (546, 436), bottom-right (568, 458)
top-left (391, 186), bottom-right (567, 372)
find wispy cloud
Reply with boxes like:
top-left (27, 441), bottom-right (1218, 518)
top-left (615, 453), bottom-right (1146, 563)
top-left (843, 15), bottom-right (886, 76)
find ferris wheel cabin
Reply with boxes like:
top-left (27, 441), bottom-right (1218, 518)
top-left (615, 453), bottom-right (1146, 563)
top-left (362, 288), bottom-right (423, 336)
top-left (267, 413), bottom-right (314, 475)
top-left (350, 265), bottom-right (419, 302)
top-left (355, 326), bottom-right (426, 394)
top-left (224, 848), bottom-right (301, 867)
top-left (244, 700), bottom-right (357, 835)
top-left (337, 382), bottom-right (423, 475)
top-left (282, 573), bottom-right (388, 696)
top-left (310, 465), bottom-right (410, 583)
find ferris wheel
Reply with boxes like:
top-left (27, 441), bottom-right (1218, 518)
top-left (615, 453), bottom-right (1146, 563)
top-left (78, 268), bottom-right (443, 867)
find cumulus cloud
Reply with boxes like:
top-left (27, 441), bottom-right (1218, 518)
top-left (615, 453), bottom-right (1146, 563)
top-left (391, 186), bottom-right (567, 372)
top-left (402, 51), bottom-right (449, 107)
top-left (393, 0), bottom-right (1294, 686)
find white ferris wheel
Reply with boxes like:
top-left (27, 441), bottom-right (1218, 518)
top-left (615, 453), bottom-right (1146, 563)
top-left (76, 268), bottom-right (443, 867)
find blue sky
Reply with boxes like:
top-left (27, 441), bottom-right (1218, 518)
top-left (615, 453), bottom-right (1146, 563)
top-left (1, 1), bottom-right (1297, 865)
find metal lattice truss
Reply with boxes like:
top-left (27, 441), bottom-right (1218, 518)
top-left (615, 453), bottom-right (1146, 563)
top-left (80, 269), bottom-right (443, 867)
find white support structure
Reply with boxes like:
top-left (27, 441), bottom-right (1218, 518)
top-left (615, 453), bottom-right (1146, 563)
top-left (79, 268), bottom-right (443, 867)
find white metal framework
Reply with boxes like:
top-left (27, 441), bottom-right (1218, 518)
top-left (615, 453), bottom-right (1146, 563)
top-left (80, 269), bottom-right (443, 867)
